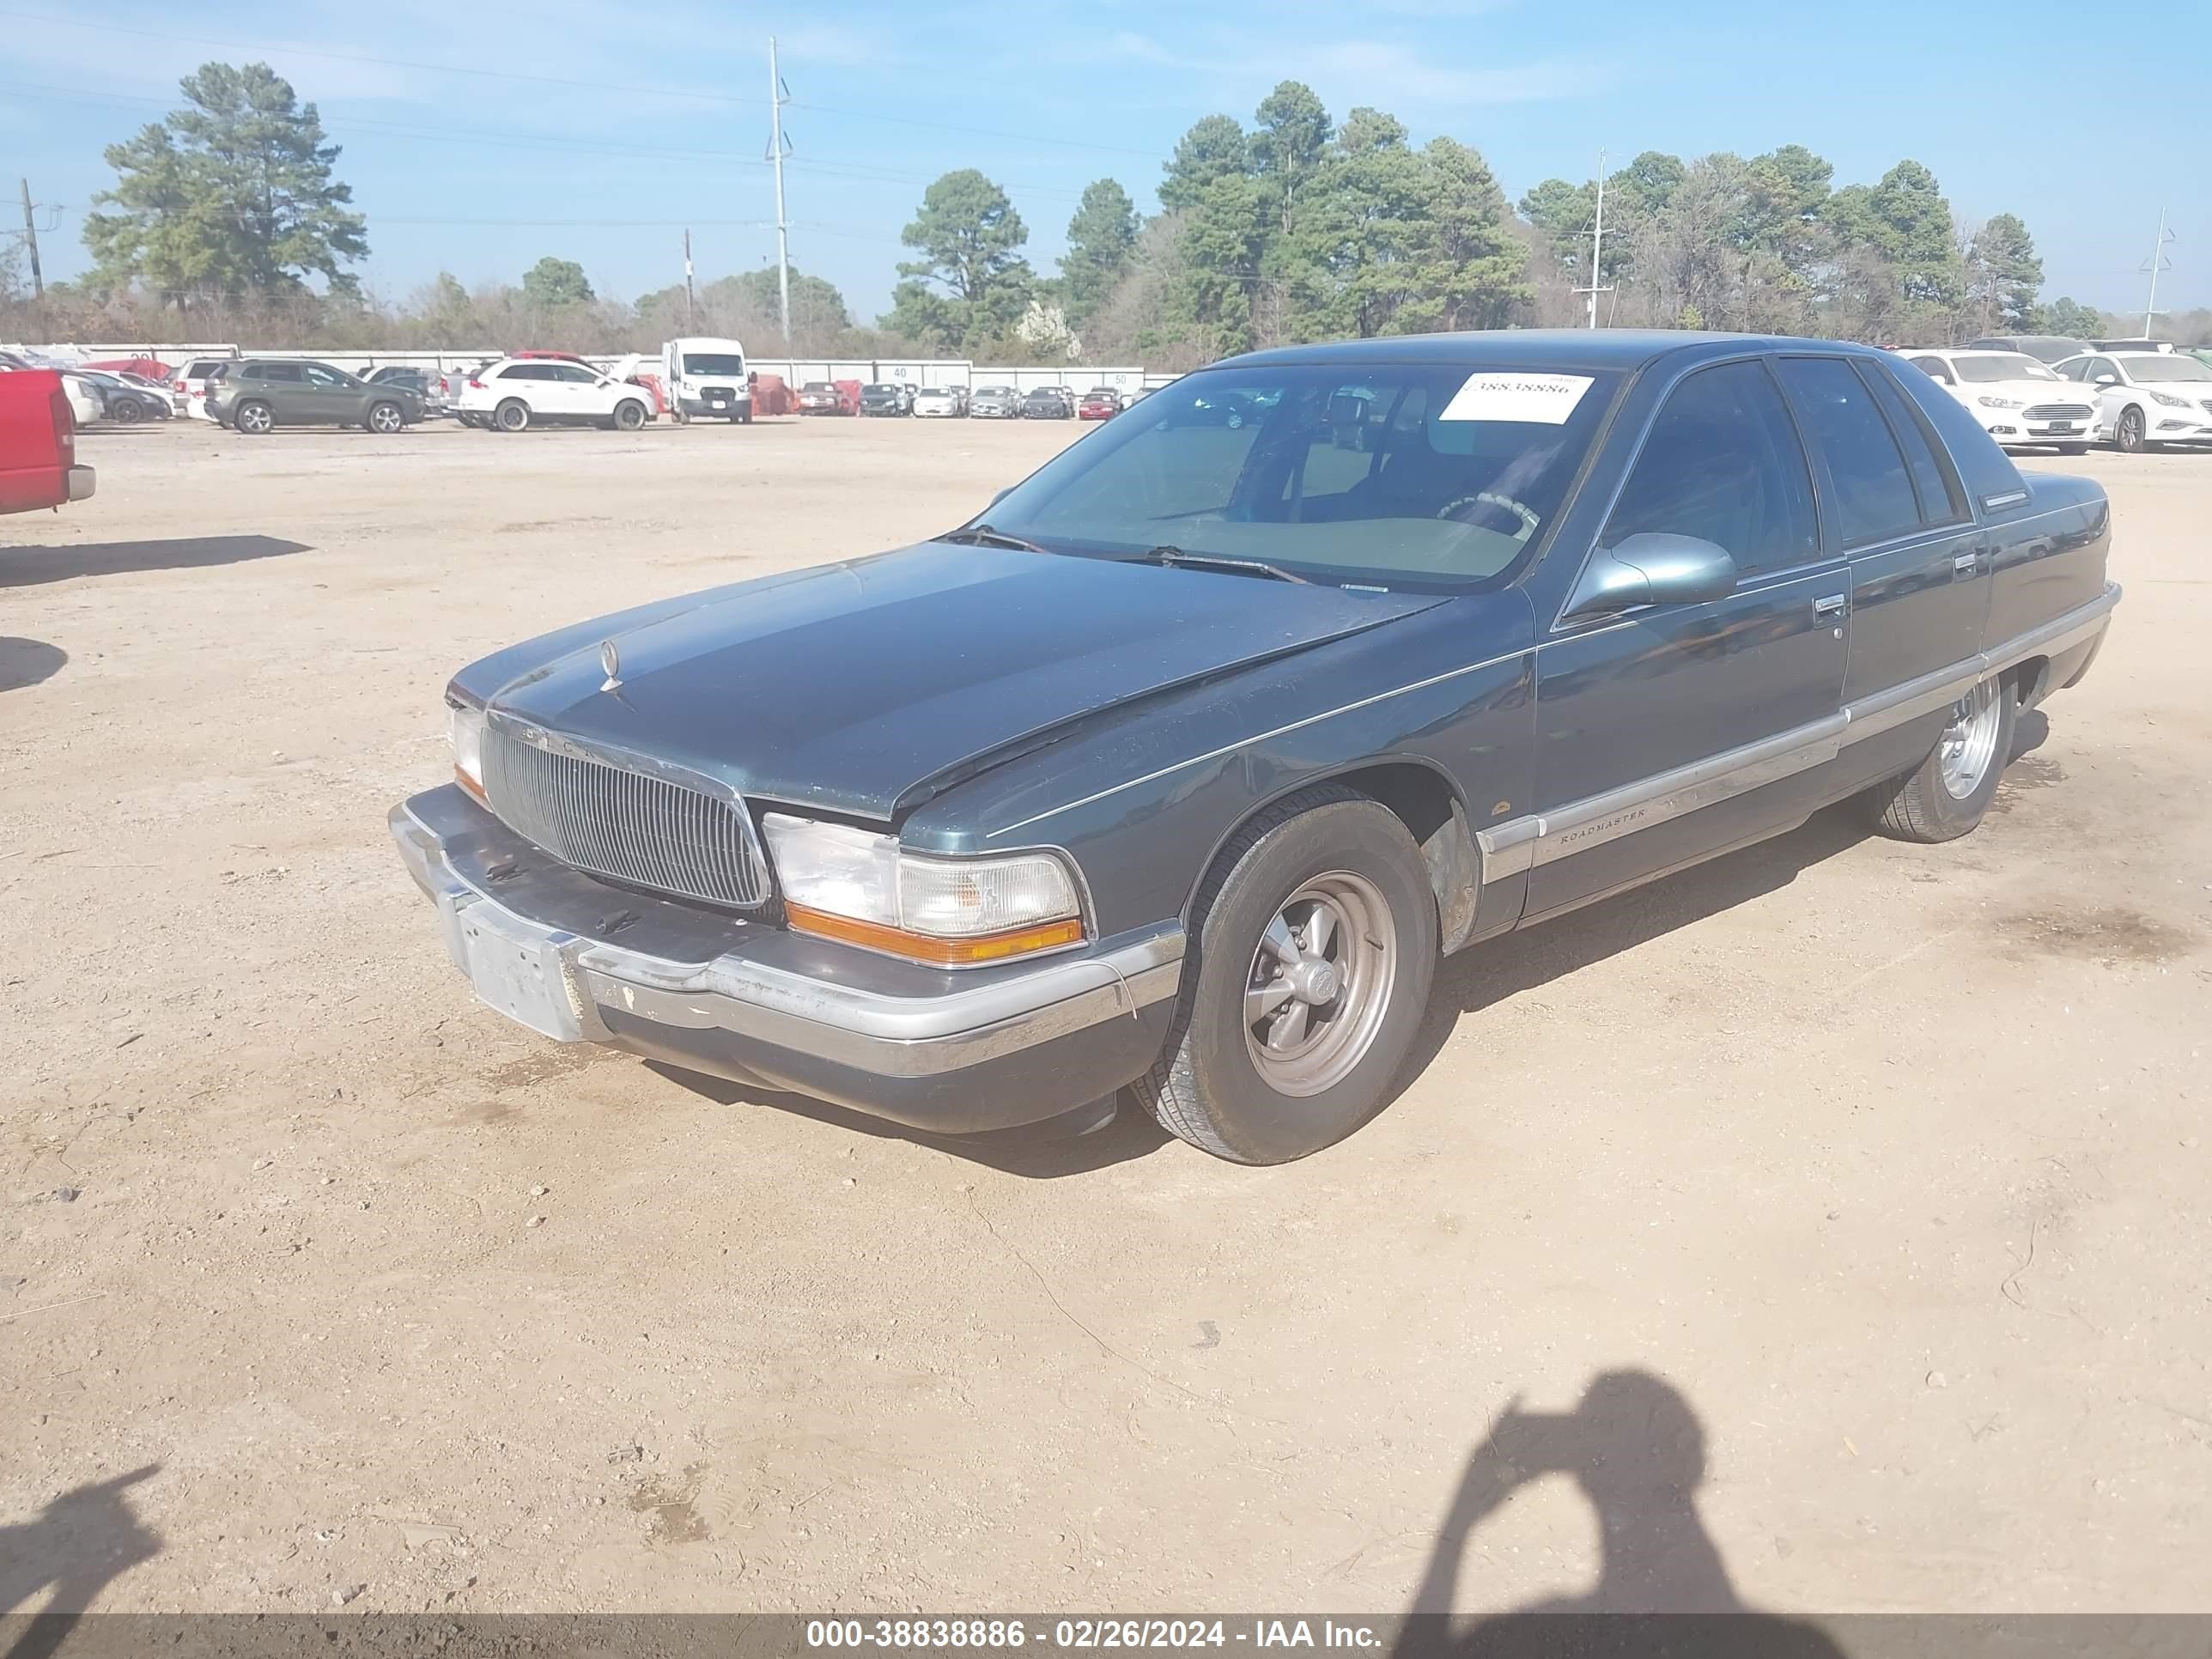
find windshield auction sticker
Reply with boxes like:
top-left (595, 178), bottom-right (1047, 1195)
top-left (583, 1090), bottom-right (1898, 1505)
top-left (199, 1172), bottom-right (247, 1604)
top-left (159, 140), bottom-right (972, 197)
top-left (1438, 372), bottom-right (1595, 425)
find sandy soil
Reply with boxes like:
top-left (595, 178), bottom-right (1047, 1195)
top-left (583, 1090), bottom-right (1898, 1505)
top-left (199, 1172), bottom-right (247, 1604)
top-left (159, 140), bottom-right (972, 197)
top-left (3, 413), bottom-right (2208, 1620)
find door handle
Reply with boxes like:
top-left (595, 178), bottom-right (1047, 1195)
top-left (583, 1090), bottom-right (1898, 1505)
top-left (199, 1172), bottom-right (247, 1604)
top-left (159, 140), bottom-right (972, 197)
top-left (1953, 552), bottom-right (1981, 576)
top-left (1813, 594), bottom-right (1846, 617)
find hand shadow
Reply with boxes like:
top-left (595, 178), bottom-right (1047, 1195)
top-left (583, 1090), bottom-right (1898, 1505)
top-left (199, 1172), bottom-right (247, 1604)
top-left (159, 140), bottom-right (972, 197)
top-left (1394, 1372), bottom-right (1846, 1658)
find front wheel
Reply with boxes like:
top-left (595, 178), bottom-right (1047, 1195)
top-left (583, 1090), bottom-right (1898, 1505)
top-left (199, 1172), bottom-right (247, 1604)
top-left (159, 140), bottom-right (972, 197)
top-left (2115, 405), bottom-right (2149, 454)
top-left (2057, 443), bottom-right (2089, 455)
top-left (1863, 673), bottom-right (2017, 842)
top-left (366, 400), bottom-right (404, 434)
top-left (1135, 788), bottom-right (1437, 1164)
top-left (111, 398), bottom-right (144, 424)
top-left (612, 399), bottom-right (647, 431)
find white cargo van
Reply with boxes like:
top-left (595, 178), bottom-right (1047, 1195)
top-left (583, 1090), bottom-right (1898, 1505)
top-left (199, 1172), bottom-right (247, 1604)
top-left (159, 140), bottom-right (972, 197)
top-left (662, 337), bottom-right (751, 423)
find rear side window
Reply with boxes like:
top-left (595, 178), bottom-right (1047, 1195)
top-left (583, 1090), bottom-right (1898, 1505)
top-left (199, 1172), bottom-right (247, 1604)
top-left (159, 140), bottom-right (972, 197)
top-left (1861, 363), bottom-right (1968, 527)
top-left (501, 364), bottom-right (548, 380)
top-left (256, 362), bottom-right (305, 384)
top-left (1891, 365), bottom-right (2029, 508)
top-left (1777, 357), bottom-right (1922, 548)
top-left (1604, 360), bottom-right (1818, 578)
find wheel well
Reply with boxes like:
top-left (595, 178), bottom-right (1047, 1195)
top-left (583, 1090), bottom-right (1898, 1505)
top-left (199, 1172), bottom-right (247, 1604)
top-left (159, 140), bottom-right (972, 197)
top-left (2008, 655), bottom-right (2049, 708)
top-left (1196, 762), bottom-right (1480, 952)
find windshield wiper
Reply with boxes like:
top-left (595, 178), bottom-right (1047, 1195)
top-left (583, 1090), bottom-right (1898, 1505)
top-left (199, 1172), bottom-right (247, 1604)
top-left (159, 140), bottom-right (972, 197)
top-left (937, 523), bottom-right (1052, 555)
top-left (1133, 544), bottom-right (1309, 584)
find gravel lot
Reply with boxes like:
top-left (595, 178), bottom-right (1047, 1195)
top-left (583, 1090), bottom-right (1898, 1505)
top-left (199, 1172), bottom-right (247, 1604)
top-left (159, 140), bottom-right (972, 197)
top-left (3, 414), bottom-right (2208, 1620)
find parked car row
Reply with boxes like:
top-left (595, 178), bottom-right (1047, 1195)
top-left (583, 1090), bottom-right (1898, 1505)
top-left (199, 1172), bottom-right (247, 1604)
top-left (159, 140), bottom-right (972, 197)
top-left (831, 383), bottom-right (1140, 421)
top-left (1902, 343), bottom-right (2212, 454)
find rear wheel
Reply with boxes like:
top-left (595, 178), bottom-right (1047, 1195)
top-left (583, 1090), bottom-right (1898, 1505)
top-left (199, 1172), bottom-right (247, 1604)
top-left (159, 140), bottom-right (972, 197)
top-left (612, 398), bottom-right (647, 431)
top-left (495, 399), bottom-right (531, 433)
top-left (366, 400), bottom-right (404, 434)
top-left (1863, 673), bottom-right (2017, 842)
top-left (234, 400), bottom-right (275, 435)
top-left (1135, 788), bottom-right (1437, 1164)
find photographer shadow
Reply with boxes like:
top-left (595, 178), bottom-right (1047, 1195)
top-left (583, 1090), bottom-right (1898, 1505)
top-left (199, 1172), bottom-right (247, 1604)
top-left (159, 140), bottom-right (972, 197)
top-left (1394, 1372), bottom-right (1845, 1658)
top-left (0, 1465), bottom-right (161, 1659)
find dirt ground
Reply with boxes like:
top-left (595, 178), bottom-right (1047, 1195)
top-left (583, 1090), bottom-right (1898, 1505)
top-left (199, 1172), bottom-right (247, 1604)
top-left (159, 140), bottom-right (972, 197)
top-left (3, 412), bottom-right (2208, 1621)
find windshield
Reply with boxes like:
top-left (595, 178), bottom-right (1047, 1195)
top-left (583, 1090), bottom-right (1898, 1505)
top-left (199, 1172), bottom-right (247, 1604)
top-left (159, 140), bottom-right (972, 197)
top-left (2123, 356), bottom-right (2211, 382)
top-left (866, 384), bottom-right (897, 394)
top-left (802, 382), bottom-right (832, 392)
top-left (681, 353), bottom-right (744, 375)
top-left (970, 362), bottom-right (1621, 590)
top-left (975, 386), bottom-right (1012, 397)
top-left (1954, 354), bottom-right (2057, 383)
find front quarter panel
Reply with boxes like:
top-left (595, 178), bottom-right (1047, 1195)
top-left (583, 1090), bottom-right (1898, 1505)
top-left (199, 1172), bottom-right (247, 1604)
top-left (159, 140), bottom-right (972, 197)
top-left (901, 593), bottom-right (1537, 938)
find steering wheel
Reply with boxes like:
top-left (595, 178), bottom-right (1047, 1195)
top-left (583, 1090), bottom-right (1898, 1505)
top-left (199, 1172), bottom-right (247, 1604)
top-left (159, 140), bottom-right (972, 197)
top-left (1437, 490), bottom-right (1540, 539)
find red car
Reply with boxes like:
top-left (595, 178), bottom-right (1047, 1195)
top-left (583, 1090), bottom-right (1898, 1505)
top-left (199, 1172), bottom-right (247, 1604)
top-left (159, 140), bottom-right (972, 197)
top-left (1078, 387), bottom-right (1121, 421)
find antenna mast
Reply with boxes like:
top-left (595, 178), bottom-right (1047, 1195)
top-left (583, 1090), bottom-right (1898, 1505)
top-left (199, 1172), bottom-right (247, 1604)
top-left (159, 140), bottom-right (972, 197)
top-left (768, 37), bottom-right (793, 353)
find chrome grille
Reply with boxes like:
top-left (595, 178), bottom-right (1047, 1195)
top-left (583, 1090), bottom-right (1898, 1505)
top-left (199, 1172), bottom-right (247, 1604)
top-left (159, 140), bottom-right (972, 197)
top-left (481, 723), bottom-right (770, 908)
top-left (2022, 404), bottom-right (2092, 421)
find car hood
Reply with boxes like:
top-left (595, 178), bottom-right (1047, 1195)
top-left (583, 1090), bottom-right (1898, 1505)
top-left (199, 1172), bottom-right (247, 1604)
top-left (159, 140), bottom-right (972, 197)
top-left (471, 543), bottom-right (1443, 820)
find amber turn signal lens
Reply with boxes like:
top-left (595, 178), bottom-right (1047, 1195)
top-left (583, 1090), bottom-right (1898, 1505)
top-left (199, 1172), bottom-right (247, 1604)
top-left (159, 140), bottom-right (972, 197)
top-left (456, 764), bottom-right (488, 806)
top-left (785, 904), bottom-right (1085, 966)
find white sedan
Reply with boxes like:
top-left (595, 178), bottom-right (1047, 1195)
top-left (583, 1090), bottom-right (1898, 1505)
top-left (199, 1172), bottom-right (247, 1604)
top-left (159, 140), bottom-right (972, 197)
top-left (1899, 349), bottom-right (2094, 453)
top-left (454, 357), bottom-right (655, 432)
top-left (912, 386), bottom-right (967, 418)
top-left (2051, 350), bottom-right (2212, 453)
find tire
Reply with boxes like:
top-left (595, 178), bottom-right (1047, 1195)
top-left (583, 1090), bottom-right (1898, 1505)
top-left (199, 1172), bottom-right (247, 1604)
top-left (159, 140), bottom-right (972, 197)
top-left (234, 400), bottom-right (275, 435)
top-left (111, 398), bottom-right (144, 424)
top-left (613, 399), bottom-right (647, 431)
top-left (2115, 405), bottom-right (2149, 454)
top-left (495, 399), bottom-right (531, 433)
top-left (1863, 673), bottom-right (2018, 843)
top-left (366, 400), bottom-right (404, 434)
top-left (1134, 787), bottom-right (1439, 1164)
top-left (2057, 443), bottom-right (2089, 455)
top-left (738, 410), bottom-right (752, 425)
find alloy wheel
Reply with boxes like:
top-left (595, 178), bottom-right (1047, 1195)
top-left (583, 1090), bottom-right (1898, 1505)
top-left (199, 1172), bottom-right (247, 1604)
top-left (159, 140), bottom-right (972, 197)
top-left (1243, 871), bottom-right (1397, 1097)
top-left (1939, 679), bottom-right (2003, 799)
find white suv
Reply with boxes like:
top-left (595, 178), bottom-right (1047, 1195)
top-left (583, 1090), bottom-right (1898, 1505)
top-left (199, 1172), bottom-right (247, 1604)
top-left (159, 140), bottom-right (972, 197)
top-left (456, 358), bottom-right (655, 432)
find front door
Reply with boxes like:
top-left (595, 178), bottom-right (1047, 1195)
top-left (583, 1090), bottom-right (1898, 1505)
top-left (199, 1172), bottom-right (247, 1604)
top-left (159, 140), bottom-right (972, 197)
top-left (1529, 357), bottom-right (1848, 915)
top-left (300, 362), bottom-right (358, 424)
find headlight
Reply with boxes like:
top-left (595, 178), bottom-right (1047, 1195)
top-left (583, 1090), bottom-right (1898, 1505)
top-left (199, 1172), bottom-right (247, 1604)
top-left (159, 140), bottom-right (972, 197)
top-left (1977, 395), bottom-right (2024, 410)
top-left (2149, 389), bottom-right (2188, 408)
top-left (762, 813), bottom-right (1085, 966)
top-left (448, 700), bottom-right (487, 803)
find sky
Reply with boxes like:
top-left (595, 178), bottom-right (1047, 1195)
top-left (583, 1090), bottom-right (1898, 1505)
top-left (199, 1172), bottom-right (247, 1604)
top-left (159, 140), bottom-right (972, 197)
top-left (3, 0), bottom-right (2206, 326)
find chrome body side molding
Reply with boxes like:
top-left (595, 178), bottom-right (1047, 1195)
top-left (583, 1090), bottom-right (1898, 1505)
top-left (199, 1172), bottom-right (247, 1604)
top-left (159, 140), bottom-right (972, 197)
top-left (1478, 585), bottom-right (2118, 876)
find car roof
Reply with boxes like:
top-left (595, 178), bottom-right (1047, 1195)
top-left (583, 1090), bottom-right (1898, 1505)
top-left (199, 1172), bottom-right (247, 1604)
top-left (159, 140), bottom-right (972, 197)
top-left (1216, 328), bottom-right (1893, 374)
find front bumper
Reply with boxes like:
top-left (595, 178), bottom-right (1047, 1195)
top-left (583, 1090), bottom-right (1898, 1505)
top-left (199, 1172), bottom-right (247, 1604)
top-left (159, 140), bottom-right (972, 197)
top-left (66, 465), bottom-right (94, 502)
top-left (679, 392), bottom-right (750, 417)
top-left (389, 785), bottom-right (1182, 1133)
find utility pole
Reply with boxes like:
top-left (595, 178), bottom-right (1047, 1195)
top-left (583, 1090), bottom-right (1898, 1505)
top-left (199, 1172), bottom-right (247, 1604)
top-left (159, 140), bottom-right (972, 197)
top-left (2142, 206), bottom-right (2173, 337)
top-left (683, 228), bottom-right (696, 330)
top-left (1571, 149), bottom-right (1612, 329)
top-left (767, 36), bottom-right (793, 354)
top-left (19, 179), bottom-right (43, 300)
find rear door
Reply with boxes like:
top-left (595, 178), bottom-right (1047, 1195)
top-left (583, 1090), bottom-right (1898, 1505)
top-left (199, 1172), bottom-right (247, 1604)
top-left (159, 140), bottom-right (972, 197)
top-left (1530, 356), bottom-right (1846, 915)
top-left (1777, 356), bottom-right (1984, 726)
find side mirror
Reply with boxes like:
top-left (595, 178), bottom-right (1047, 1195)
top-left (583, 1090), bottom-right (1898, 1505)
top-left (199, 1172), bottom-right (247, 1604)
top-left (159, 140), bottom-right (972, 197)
top-left (1565, 533), bottom-right (1738, 620)
top-left (989, 487), bottom-right (1012, 507)
top-left (2094, 374), bottom-right (2118, 386)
